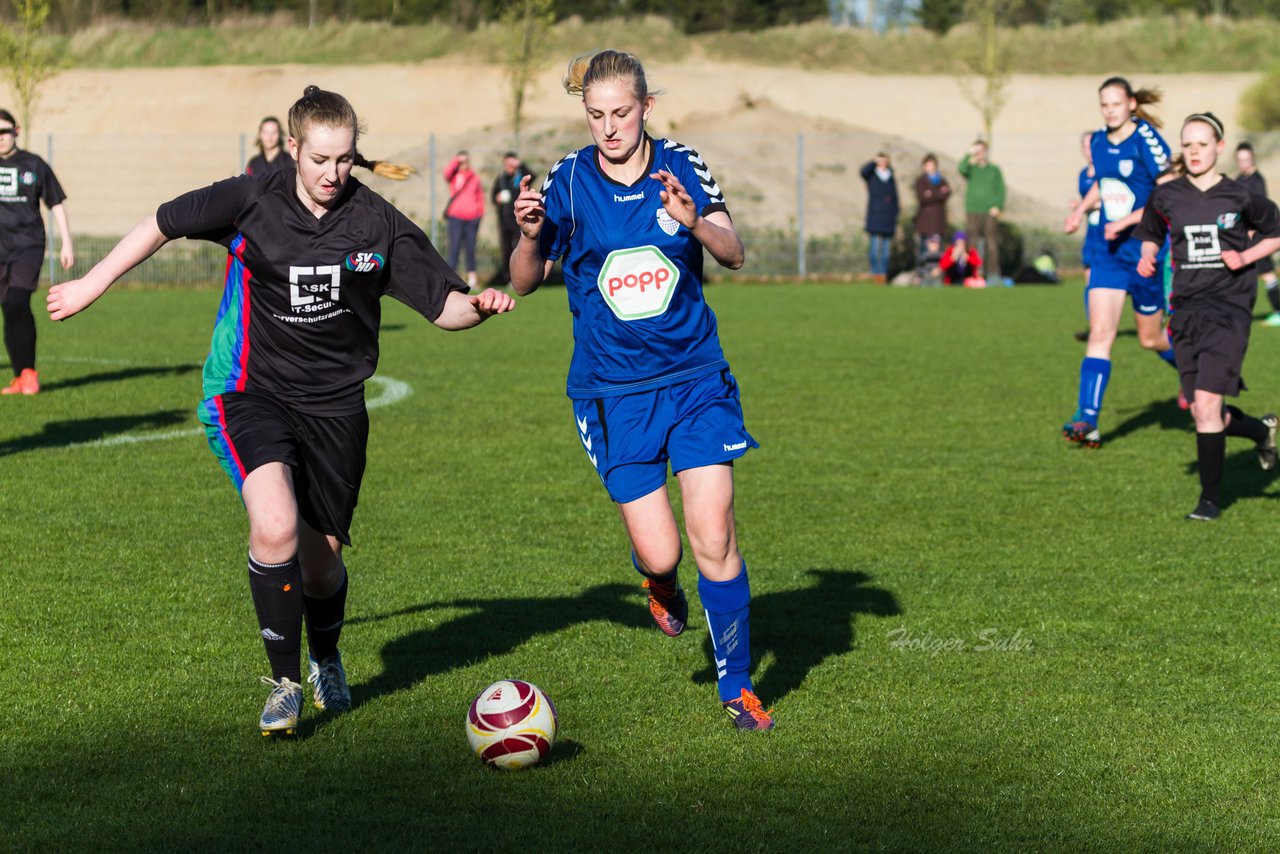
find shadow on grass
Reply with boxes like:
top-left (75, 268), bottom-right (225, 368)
top-left (0, 409), bottom-right (189, 456)
top-left (691, 569), bottom-right (901, 705)
top-left (352, 570), bottom-right (901, 719)
top-left (349, 582), bottom-right (651, 708)
top-left (1104, 396), bottom-right (1188, 445)
top-left (1182, 448), bottom-right (1280, 510)
top-left (39, 363), bottom-right (199, 393)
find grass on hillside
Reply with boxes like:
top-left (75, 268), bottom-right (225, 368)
top-left (48, 13), bottom-right (1280, 73)
top-left (6, 281), bottom-right (1280, 849)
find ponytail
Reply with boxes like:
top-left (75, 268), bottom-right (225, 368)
top-left (1099, 76), bottom-right (1163, 129)
top-left (355, 151), bottom-right (414, 181)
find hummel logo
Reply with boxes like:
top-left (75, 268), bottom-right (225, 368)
top-left (723, 441), bottom-right (747, 452)
top-left (1137, 304), bottom-right (1158, 313)
top-left (261, 628), bottom-right (285, 641)
top-left (576, 415), bottom-right (588, 434)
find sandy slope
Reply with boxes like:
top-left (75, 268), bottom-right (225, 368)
top-left (14, 61), bottom-right (1263, 235)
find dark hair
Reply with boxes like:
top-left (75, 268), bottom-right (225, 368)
top-left (287, 86), bottom-right (414, 181)
top-left (921, 153), bottom-right (937, 166)
top-left (1184, 111), bottom-right (1224, 141)
top-left (1237, 140), bottom-right (1255, 154)
top-left (503, 150), bottom-right (519, 159)
top-left (255, 116), bottom-right (282, 157)
top-left (0, 109), bottom-right (16, 128)
top-left (1099, 76), bottom-right (1163, 128)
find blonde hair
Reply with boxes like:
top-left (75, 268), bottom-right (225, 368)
top-left (563, 50), bottom-right (656, 101)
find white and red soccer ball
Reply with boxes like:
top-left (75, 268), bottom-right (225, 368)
top-left (466, 679), bottom-right (558, 770)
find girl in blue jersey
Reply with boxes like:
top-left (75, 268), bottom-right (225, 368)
top-left (1073, 130), bottom-right (1103, 341)
top-left (1063, 78), bottom-right (1177, 447)
top-left (509, 50), bottom-right (773, 731)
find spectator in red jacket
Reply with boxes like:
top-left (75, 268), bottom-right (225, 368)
top-left (443, 150), bottom-right (485, 290)
top-left (940, 231), bottom-right (983, 286)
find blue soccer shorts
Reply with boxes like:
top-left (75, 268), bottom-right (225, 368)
top-left (571, 369), bottom-right (759, 504)
top-left (1087, 247), bottom-right (1165, 316)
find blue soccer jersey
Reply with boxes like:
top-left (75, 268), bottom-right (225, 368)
top-left (1090, 119), bottom-right (1170, 264)
top-left (1079, 165), bottom-right (1104, 267)
top-left (539, 136), bottom-right (731, 399)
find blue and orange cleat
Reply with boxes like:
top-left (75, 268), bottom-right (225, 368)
top-left (723, 688), bottom-right (775, 731)
top-left (1062, 412), bottom-right (1101, 448)
top-left (642, 576), bottom-right (688, 637)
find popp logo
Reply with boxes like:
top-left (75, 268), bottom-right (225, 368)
top-left (597, 246), bottom-right (680, 321)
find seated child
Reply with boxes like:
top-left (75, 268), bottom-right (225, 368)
top-left (940, 231), bottom-right (983, 286)
top-left (917, 233), bottom-right (944, 286)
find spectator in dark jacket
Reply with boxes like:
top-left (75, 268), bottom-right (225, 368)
top-left (861, 152), bottom-right (899, 282)
top-left (913, 154), bottom-right (951, 254)
top-left (490, 151), bottom-right (530, 286)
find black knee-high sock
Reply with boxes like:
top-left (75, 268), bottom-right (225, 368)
top-left (1197, 431), bottom-right (1226, 505)
top-left (303, 570), bottom-right (348, 663)
top-left (1224, 405), bottom-right (1269, 444)
top-left (248, 554), bottom-right (304, 682)
top-left (1, 290), bottom-right (35, 373)
top-left (1268, 281), bottom-right (1280, 314)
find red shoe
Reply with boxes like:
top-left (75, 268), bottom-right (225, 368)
top-left (723, 688), bottom-right (775, 731)
top-left (1177, 389), bottom-right (1189, 410)
top-left (642, 576), bottom-right (688, 637)
top-left (1, 368), bottom-right (38, 395)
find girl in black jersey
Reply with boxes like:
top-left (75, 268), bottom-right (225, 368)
top-left (1135, 113), bottom-right (1280, 521)
top-left (0, 108), bottom-right (74, 396)
top-left (48, 86), bottom-right (515, 735)
top-left (244, 116), bottom-right (290, 179)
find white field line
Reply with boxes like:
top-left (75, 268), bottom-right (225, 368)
top-left (69, 375), bottom-right (414, 449)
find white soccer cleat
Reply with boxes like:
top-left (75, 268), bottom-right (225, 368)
top-left (259, 676), bottom-right (303, 736)
top-left (307, 652), bottom-right (352, 713)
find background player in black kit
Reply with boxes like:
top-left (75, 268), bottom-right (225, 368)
top-left (1234, 141), bottom-right (1280, 326)
top-left (1136, 113), bottom-right (1280, 521)
top-left (0, 108), bottom-right (74, 396)
top-left (47, 86), bottom-right (515, 735)
top-left (244, 116), bottom-right (291, 179)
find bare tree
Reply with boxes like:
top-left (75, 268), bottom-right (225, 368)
top-left (957, 0), bottom-right (1020, 147)
top-left (501, 0), bottom-right (554, 143)
top-left (0, 0), bottom-right (59, 137)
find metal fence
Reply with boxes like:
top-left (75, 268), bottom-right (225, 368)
top-left (40, 129), bottom-right (1093, 287)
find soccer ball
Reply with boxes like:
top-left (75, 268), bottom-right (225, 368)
top-left (466, 679), bottom-right (558, 770)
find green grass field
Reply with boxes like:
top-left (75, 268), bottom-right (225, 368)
top-left (6, 281), bottom-right (1280, 850)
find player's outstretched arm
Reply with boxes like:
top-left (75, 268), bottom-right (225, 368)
top-left (47, 214), bottom-right (170, 321)
top-left (1065, 182), bottom-right (1100, 234)
top-left (432, 287), bottom-right (516, 330)
top-left (510, 175), bottom-right (553, 296)
top-left (652, 169), bottom-right (744, 270)
top-left (1234, 235), bottom-right (1280, 269)
top-left (1136, 241), bottom-right (1160, 278)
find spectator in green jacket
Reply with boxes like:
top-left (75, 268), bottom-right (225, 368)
top-left (958, 140), bottom-right (1006, 282)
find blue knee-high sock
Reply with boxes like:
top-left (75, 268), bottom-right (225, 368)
top-left (1078, 357), bottom-right (1111, 425)
top-left (699, 565), bottom-right (753, 703)
top-left (1156, 345), bottom-right (1176, 368)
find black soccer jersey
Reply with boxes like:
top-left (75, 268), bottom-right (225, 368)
top-left (1136, 175), bottom-right (1280, 314)
top-left (1237, 169), bottom-right (1267, 203)
top-left (245, 152), bottom-right (294, 179)
top-left (0, 149), bottom-right (66, 260)
top-left (157, 169), bottom-right (466, 415)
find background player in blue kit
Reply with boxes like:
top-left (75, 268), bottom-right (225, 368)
top-left (0, 108), bottom-right (74, 396)
top-left (1064, 78), bottom-right (1177, 447)
top-left (1136, 113), bottom-right (1280, 521)
top-left (509, 50), bottom-right (774, 731)
top-left (1074, 129), bottom-right (1103, 342)
top-left (47, 86), bottom-right (515, 735)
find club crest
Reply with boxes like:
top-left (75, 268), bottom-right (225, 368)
top-left (656, 209), bottom-right (680, 236)
top-left (1118, 159), bottom-right (1134, 178)
top-left (1218, 212), bottom-right (1240, 230)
